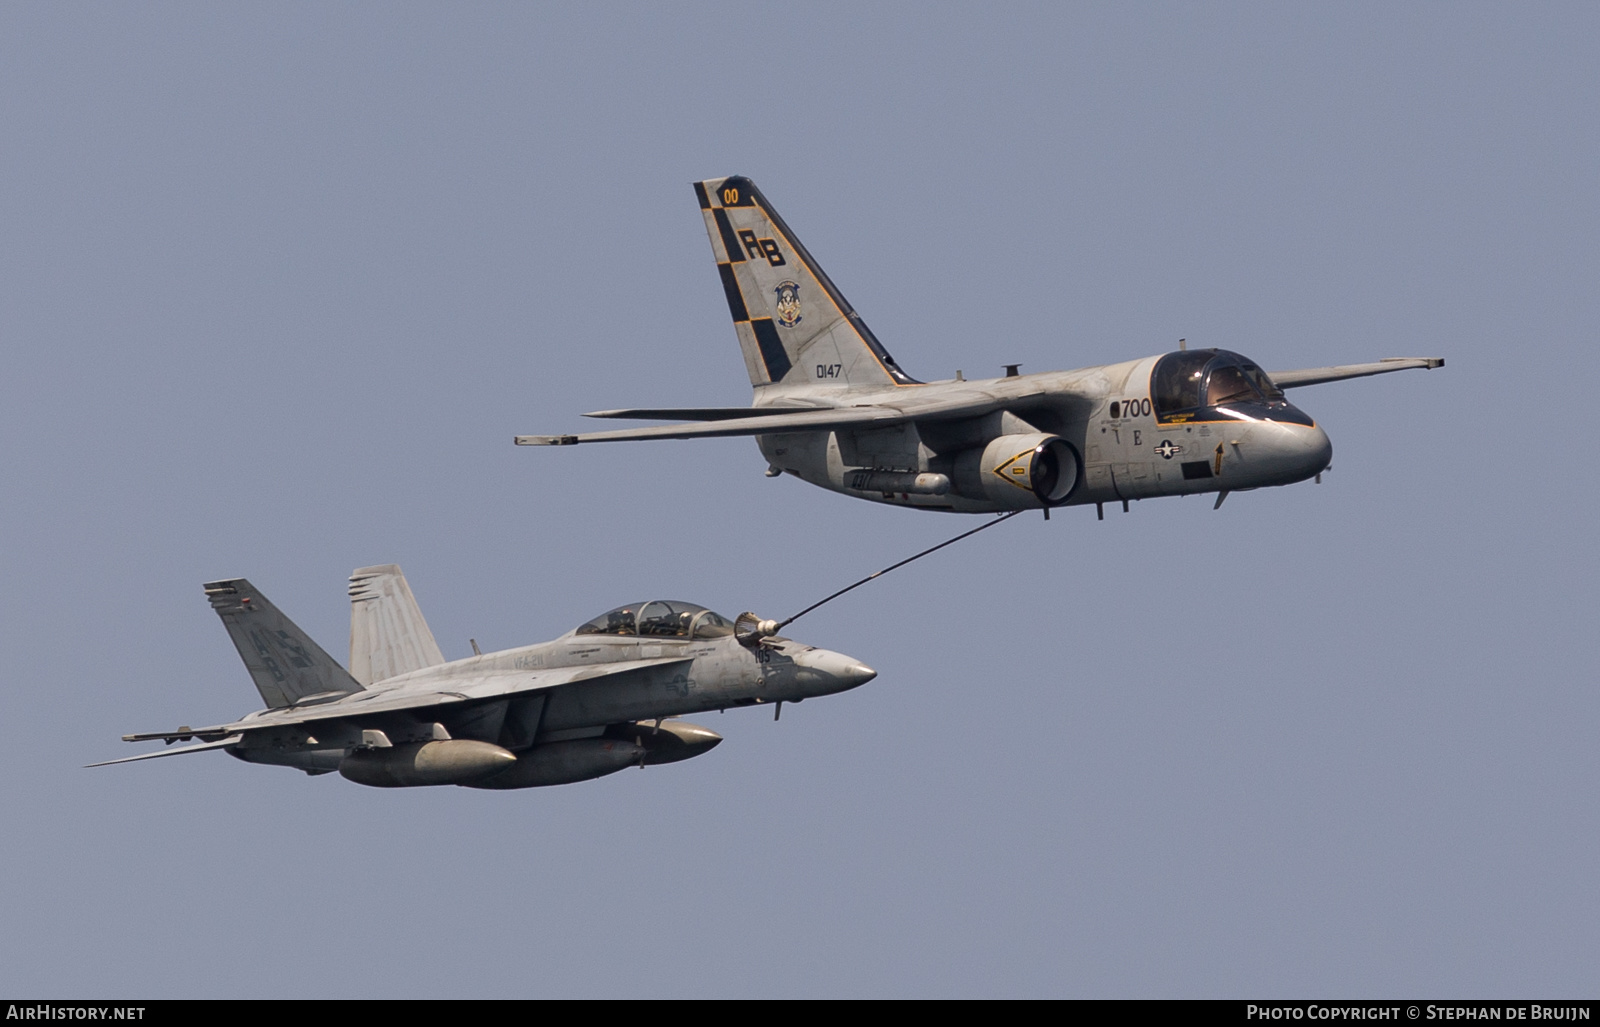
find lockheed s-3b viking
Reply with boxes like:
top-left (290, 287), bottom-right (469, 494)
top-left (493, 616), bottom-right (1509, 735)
top-left (517, 176), bottom-right (1443, 515)
top-left (92, 565), bottom-right (873, 789)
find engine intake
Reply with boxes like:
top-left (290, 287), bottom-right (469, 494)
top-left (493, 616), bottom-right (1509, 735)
top-left (953, 433), bottom-right (1080, 508)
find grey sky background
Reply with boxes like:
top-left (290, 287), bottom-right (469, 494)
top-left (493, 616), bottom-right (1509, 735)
top-left (1, 2), bottom-right (1595, 998)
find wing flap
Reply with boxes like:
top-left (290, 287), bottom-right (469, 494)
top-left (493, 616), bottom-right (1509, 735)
top-left (1269, 357), bottom-right (1443, 389)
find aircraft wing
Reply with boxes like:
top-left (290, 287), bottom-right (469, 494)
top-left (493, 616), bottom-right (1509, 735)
top-left (115, 657), bottom-right (694, 743)
top-left (582, 407), bottom-right (799, 421)
top-left (86, 735), bottom-right (244, 768)
top-left (518, 407), bottom-right (909, 444)
top-left (517, 383), bottom-right (1051, 446)
top-left (1269, 357), bottom-right (1443, 389)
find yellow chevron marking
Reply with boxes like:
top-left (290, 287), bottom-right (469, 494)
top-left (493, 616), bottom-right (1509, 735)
top-left (991, 448), bottom-right (1037, 492)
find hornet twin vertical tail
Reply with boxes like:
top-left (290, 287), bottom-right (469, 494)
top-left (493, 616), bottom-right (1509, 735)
top-left (347, 564), bottom-right (447, 686)
top-left (204, 579), bottom-right (363, 708)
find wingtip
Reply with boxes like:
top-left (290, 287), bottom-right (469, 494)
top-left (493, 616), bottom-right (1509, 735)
top-left (1381, 357), bottom-right (1445, 369)
top-left (514, 435), bottom-right (579, 446)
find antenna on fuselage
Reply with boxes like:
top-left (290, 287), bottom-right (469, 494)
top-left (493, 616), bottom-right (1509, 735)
top-left (1179, 338), bottom-right (1187, 351)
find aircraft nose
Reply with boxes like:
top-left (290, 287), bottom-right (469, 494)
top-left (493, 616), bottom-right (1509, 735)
top-left (1300, 423), bottom-right (1333, 477)
top-left (792, 648), bottom-right (877, 694)
top-left (839, 660), bottom-right (877, 687)
top-left (1255, 421), bottom-right (1331, 485)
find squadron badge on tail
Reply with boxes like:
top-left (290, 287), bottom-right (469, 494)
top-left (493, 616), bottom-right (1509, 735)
top-left (774, 280), bottom-right (802, 328)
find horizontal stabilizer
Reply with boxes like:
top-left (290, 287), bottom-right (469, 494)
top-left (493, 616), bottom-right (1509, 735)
top-left (87, 735), bottom-right (243, 768)
top-left (1269, 357), bottom-right (1443, 389)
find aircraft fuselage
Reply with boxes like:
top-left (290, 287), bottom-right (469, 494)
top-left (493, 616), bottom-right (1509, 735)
top-left (755, 352), bottom-right (1332, 514)
top-left (518, 175), bottom-right (1437, 513)
top-left (228, 628), bottom-right (871, 775)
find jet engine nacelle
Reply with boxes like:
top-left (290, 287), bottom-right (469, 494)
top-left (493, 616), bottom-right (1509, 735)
top-left (952, 433), bottom-right (1080, 508)
top-left (338, 739), bottom-right (516, 788)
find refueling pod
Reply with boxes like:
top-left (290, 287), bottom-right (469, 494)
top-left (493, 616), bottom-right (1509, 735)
top-left (464, 721), bottom-right (724, 790)
top-left (338, 739), bottom-right (517, 788)
top-left (465, 737), bottom-right (645, 790)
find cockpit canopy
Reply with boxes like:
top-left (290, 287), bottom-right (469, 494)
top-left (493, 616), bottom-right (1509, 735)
top-left (575, 601), bottom-right (736, 639)
top-left (1150, 348), bottom-right (1311, 425)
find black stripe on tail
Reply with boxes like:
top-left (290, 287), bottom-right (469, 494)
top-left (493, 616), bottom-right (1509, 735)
top-left (718, 176), bottom-right (919, 386)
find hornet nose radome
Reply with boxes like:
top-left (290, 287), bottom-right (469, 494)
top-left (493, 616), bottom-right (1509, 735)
top-left (840, 661), bottom-right (877, 687)
top-left (791, 648), bottom-right (877, 697)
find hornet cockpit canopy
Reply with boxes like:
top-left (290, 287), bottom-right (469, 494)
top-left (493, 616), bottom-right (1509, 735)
top-left (575, 601), bottom-right (736, 639)
top-left (1150, 349), bottom-right (1313, 426)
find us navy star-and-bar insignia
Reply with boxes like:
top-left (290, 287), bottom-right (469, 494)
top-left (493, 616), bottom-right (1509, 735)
top-left (1154, 440), bottom-right (1183, 460)
top-left (774, 281), bottom-right (802, 328)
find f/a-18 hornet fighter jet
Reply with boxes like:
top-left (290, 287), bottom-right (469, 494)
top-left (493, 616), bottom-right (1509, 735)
top-left (92, 565), bottom-right (872, 789)
top-left (518, 176), bottom-right (1442, 515)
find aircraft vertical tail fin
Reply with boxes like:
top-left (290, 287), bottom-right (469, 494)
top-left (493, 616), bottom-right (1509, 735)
top-left (347, 565), bottom-right (446, 686)
top-left (694, 176), bottom-right (919, 390)
top-left (203, 579), bottom-right (363, 709)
